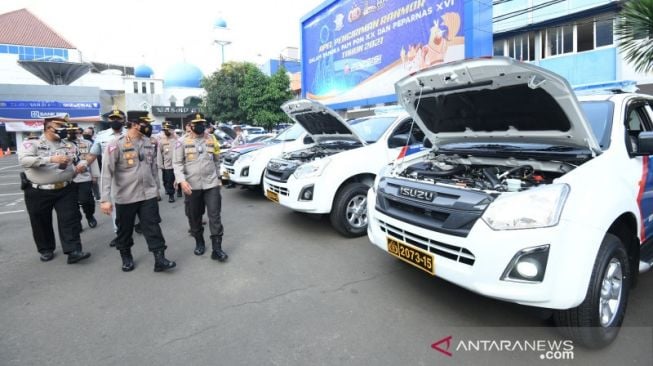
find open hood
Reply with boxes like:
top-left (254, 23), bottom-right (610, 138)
top-left (395, 57), bottom-right (601, 153)
top-left (281, 99), bottom-right (366, 145)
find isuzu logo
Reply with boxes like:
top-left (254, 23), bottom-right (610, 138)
top-left (399, 186), bottom-right (435, 201)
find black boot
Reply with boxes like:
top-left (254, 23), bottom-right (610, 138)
top-left (120, 249), bottom-right (135, 272)
top-left (87, 215), bottom-right (97, 228)
top-left (67, 250), bottom-right (91, 264)
top-left (211, 237), bottom-right (228, 262)
top-left (110, 237), bottom-right (117, 247)
top-left (168, 194), bottom-right (175, 203)
top-left (194, 236), bottom-right (206, 256)
top-left (153, 249), bottom-right (176, 272)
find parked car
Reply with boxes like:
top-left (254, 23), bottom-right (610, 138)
top-left (248, 133), bottom-right (276, 143)
top-left (222, 123), bottom-right (308, 189)
top-left (243, 126), bottom-right (266, 135)
top-left (366, 57), bottom-right (653, 348)
top-left (263, 100), bottom-right (424, 237)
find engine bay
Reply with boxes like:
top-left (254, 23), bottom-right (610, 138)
top-left (396, 154), bottom-right (574, 192)
top-left (281, 142), bottom-right (362, 163)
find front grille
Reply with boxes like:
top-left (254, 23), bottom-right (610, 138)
top-left (378, 220), bottom-right (475, 266)
top-left (375, 177), bottom-right (492, 237)
top-left (267, 183), bottom-right (289, 196)
top-left (265, 159), bottom-right (299, 183)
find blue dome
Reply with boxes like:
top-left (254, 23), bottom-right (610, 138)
top-left (214, 17), bottom-right (227, 29)
top-left (134, 64), bottom-right (154, 78)
top-left (164, 63), bottom-right (204, 88)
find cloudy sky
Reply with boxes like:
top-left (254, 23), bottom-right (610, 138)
top-left (0, 0), bottom-right (326, 77)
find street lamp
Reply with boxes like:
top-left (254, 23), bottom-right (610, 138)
top-left (213, 17), bottom-right (232, 68)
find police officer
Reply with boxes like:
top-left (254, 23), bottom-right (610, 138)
top-left (67, 123), bottom-right (99, 228)
top-left (18, 114), bottom-right (91, 263)
top-left (100, 111), bottom-right (176, 272)
top-left (173, 113), bottom-right (228, 261)
top-left (157, 121), bottom-right (177, 202)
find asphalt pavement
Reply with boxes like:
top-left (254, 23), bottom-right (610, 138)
top-left (1, 153), bottom-right (652, 365)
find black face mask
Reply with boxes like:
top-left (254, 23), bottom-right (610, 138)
top-left (110, 120), bottom-right (124, 130)
top-left (82, 134), bottom-right (92, 140)
top-left (53, 127), bottom-right (68, 139)
top-left (163, 130), bottom-right (171, 137)
top-left (67, 133), bottom-right (77, 141)
top-left (138, 124), bottom-right (152, 138)
top-left (191, 124), bottom-right (206, 135)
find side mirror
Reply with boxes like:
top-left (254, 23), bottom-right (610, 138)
top-left (423, 137), bottom-right (433, 149)
top-left (303, 135), bottom-right (314, 144)
top-left (388, 134), bottom-right (409, 148)
top-left (637, 131), bottom-right (653, 155)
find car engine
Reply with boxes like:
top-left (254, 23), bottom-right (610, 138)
top-left (281, 143), bottom-right (360, 163)
top-left (396, 154), bottom-right (569, 192)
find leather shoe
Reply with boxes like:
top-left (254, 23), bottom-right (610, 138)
top-left (40, 251), bottom-right (54, 262)
top-left (87, 216), bottom-right (97, 228)
top-left (168, 195), bottom-right (175, 203)
top-left (211, 250), bottom-right (228, 262)
top-left (67, 250), bottom-right (91, 264)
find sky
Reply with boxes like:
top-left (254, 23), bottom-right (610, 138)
top-left (0, 0), bottom-right (326, 77)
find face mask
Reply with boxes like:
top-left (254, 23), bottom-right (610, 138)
top-left (82, 134), bottom-right (92, 140)
top-left (53, 127), bottom-right (68, 139)
top-left (67, 133), bottom-right (77, 141)
top-left (191, 124), bottom-right (206, 135)
top-left (110, 120), bottom-right (123, 130)
top-left (163, 130), bottom-right (171, 137)
top-left (138, 124), bottom-right (152, 138)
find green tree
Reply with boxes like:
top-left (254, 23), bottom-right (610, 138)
top-left (239, 66), bottom-right (294, 131)
top-left (201, 62), bottom-right (253, 123)
top-left (615, 0), bottom-right (653, 73)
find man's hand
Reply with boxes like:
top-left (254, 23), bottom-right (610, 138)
top-left (74, 165), bottom-right (87, 174)
top-left (180, 181), bottom-right (192, 196)
top-left (50, 155), bottom-right (70, 164)
top-left (100, 201), bottom-right (113, 215)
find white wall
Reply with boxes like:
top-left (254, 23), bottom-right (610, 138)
top-left (0, 54), bottom-right (48, 85)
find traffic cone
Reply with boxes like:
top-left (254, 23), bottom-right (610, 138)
top-left (0, 149), bottom-right (4, 158)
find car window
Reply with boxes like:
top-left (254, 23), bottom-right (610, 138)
top-left (273, 123), bottom-right (304, 141)
top-left (348, 116), bottom-right (397, 143)
top-left (624, 101), bottom-right (653, 154)
top-left (389, 119), bottom-right (424, 146)
top-left (580, 101), bottom-right (614, 150)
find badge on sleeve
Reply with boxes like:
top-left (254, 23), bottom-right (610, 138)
top-left (108, 145), bottom-right (117, 154)
top-left (175, 140), bottom-right (182, 149)
top-left (22, 141), bottom-right (32, 149)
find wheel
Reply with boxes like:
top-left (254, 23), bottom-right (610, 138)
top-left (330, 182), bottom-right (370, 237)
top-left (553, 233), bottom-right (631, 349)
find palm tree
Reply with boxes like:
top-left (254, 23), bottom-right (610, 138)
top-left (615, 0), bottom-right (653, 73)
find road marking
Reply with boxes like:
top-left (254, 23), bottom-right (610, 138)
top-left (0, 182), bottom-right (19, 185)
top-left (0, 210), bottom-right (24, 215)
top-left (0, 164), bottom-right (20, 171)
top-left (0, 192), bottom-right (22, 196)
top-left (5, 198), bottom-right (23, 206)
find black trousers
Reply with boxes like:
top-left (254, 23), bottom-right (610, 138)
top-left (189, 186), bottom-right (223, 243)
top-left (75, 181), bottom-right (95, 219)
top-left (24, 184), bottom-right (82, 254)
top-left (161, 169), bottom-right (176, 196)
top-left (115, 198), bottom-right (165, 252)
top-left (91, 181), bottom-right (100, 200)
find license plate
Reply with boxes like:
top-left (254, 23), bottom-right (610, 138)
top-left (387, 237), bottom-right (434, 275)
top-left (266, 190), bottom-right (279, 203)
top-left (222, 171), bottom-right (230, 179)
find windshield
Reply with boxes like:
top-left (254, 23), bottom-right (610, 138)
top-left (273, 123), bottom-right (304, 141)
top-left (580, 101), bottom-right (614, 150)
top-left (348, 116), bottom-right (396, 143)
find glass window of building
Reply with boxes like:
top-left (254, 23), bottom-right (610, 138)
top-left (595, 18), bottom-right (613, 47)
top-left (150, 82), bottom-right (155, 94)
top-left (133, 81), bottom-right (138, 93)
top-left (577, 20), bottom-right (594, 52)
top-left (142, 82), bottom-right (147, 94)
top-left (493, 40), bottom-right (504, 56)
top-left (544, 25), bottom-right (573, 57)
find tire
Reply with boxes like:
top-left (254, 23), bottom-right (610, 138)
top-left (330, 182), bottom-right (370, 237)
top-left (553, 233), bottom-right (631, 349)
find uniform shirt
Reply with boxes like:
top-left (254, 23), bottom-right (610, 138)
top-left (232, 133), bottom-right (247, 146)
top-left (18, 136), bottom-right (78, 184)
top-left (73, 137), bottom-right (99, 183)
top-left (101, 135), bottom-right (160, 204)
top-left (172, 133), bottom-right (221, 190)
top-left (157, 133), bottom-right (176, 170)
top-left (90, 128), bottom-right (124, 156)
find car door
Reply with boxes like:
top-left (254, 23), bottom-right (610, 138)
top-left (626, 99), bottom-right (653, 241)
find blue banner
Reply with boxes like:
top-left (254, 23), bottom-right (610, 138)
top-left (0, 100), bottom-right (100, 121)
top-left (301, 0), bottom-right (490, 109)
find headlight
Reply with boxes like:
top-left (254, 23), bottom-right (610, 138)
top-left (293, 159), bottom-right (330, 179)
top-left (238, 151), bottom-right (259, 165)
top-left (481, 184), bottom-right (570, 230)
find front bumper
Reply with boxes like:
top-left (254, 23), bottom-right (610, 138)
top-left (229, 160), bottom-right (260, 186)
top-left (366, 188), bottom-right (603, 310)
top-left (263, 176), bottom-right (332, 213)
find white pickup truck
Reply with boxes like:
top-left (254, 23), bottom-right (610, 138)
top-left (367, 57), bottom-right (653, 348)
top-left (263, 100), bottom-right (424, 237)
top-left (221, 124), bottom-right (308, 189)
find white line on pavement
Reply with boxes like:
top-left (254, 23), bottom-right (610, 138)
top-left (0, 210), bottom-right (24, 215)
top-left (0, 164), bottom-right (20, 171)
top-left (0, 182), bottom-right (19, 185)
top-left (0, 192), bottom-right (22, 196)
